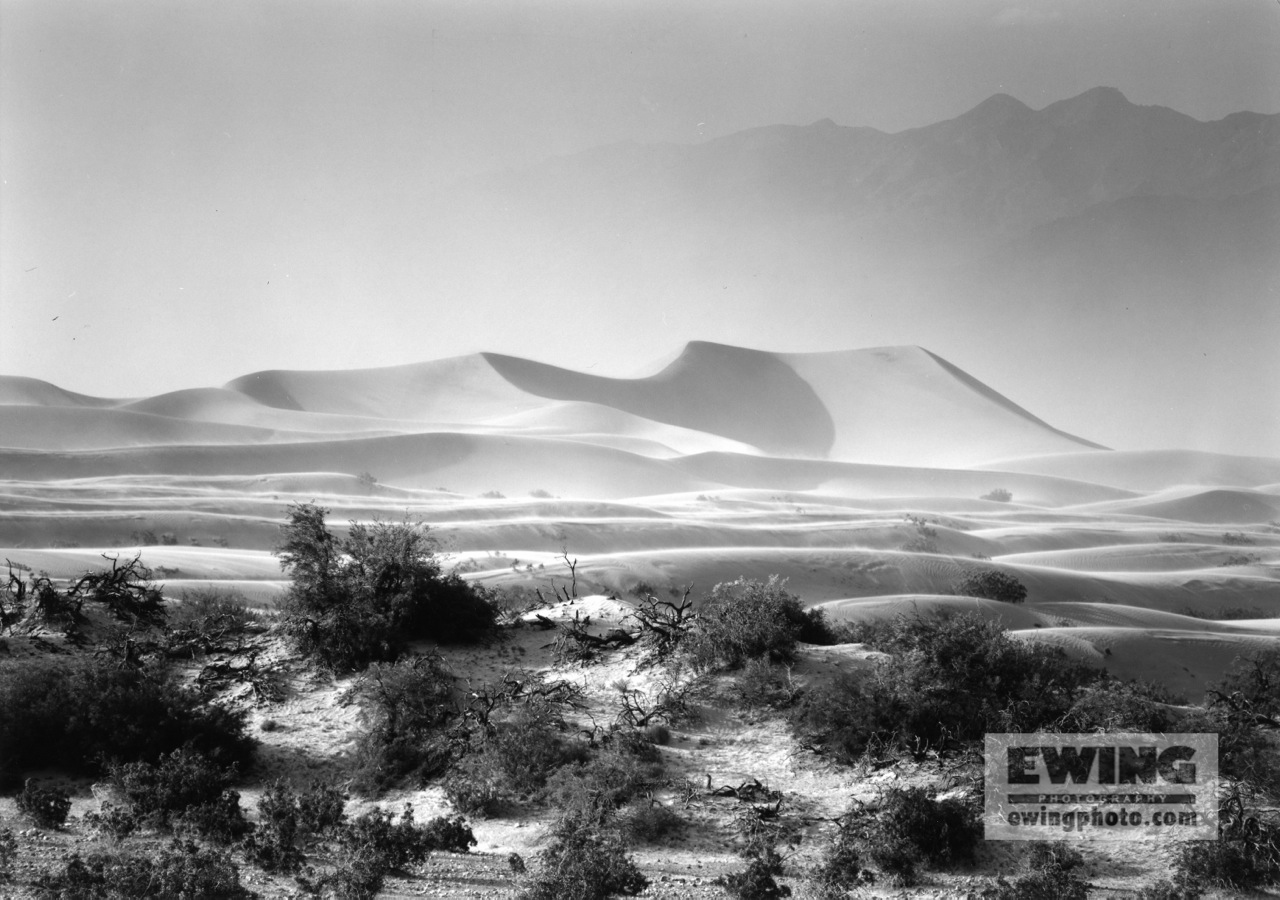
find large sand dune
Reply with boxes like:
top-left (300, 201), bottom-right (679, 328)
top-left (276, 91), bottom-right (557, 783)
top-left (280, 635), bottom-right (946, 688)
top-left (1, 343), bottom-right (1277, 697)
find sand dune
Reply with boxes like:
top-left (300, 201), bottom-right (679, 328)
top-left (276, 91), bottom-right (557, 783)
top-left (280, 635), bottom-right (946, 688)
top-left (2, 344), bottom-right (1278, 697)
top-left (780, 346), bottom-right (1103, 466)
top-left (1091, 487), bottom-right (1280, 523)
top-left (484, 342), bottom-right (835, 457)
top-left (225, 353), bottom-right (548, 422)
top-left (999, 542), bottom-right (1278, 572)
top-left (981, 448), bottom-right (1280, 490)
top-left (0, 405), bottom-right (334, 450)
top-left (0, 375), bottom-right (119, 408)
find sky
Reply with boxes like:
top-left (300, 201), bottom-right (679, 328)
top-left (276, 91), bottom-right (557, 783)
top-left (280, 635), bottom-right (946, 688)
top-left (2, 0), bottom-right (1278, 454)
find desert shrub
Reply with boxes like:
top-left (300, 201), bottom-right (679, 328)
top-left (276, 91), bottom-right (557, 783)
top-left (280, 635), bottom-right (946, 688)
top-left (518, 817), bottom-right (648, 900)
top-left (0, 654), bottom-right (253, 788)
top-left (168, 588), bottom-right (255, 638)
top-left (0, 827), bottom-right (15, 882)
top-left (900, 518), bottom-right (940, 554)
top-left (617, 804), bottom-right (685, 844)
top-left (951, 569), bottom-right (1027, 604)
top-left (1135, 880), bottom-right (1200, 900)
top-left (685, 576), bottom-right (831, 671)
top-left (718, 845), bottom-right (791, 899)
top-left (982, 488), bottom-right (1013, 502)
top-left (17, 782), bottom-right (72, 829)
top-left (730, 657), bottom-right (803, 710)
top-left (1174, 822), bottom-right (1280, 893)
top-left (529, 489), bottom-right (554, 498)
top-left (242, 779), bottom-right (345, 874)
top-left (276, 504), bottom-right (498, 672)
top-left (790, 613), bottom-right (1099, 761)
top-left (64, 554), bottom-right (167, 629)
top-left (1056, 678), bottom-right (1182, 732)
top-left (1202, 645), bottom-right (1280, 796)
top-left (445, 702), bottom-right (586, 816)
top-left (36, 840), bottom-right (254, 899)
top-left (299, 805), bottom-right (475, 900)
top-left (106, 749), bottom-right (250, 843)
top-left (987, 842), bottom-right (1088, 900)
top-left (848, 787), bottom-right (980, 886)
top-left (542, 738), bottom-right (664, 828)
top-left (349, 655), bottom-right (461, 794)
top-left (1222, 531), bottom-right (1255, 546)
top-left (83, 804), bottom-right (141, 840)
top-left (811, 826), bottom-right (872, 900)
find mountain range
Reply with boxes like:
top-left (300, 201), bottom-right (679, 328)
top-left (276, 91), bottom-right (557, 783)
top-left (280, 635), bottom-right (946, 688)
top-left (402, 86), bottom-right (1277, 456)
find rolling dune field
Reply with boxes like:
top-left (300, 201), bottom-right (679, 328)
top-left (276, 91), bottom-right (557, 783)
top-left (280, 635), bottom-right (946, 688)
top-left (2, 342), bottom-right (1276, 703)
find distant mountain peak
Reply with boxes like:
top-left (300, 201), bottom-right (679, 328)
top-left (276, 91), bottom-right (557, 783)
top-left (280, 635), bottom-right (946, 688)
top-left (966, 92), bottom-right (1033, 121)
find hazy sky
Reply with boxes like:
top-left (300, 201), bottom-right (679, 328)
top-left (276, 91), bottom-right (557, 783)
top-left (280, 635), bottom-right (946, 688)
top-left (2, 0), bottom-right (1277, 453)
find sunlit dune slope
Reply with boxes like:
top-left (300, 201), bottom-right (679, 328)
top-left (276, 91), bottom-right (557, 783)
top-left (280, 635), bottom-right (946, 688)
top-left (779, 346), bottom-right (1104, 466)
top-left (224, 353), bottom-right (548, 422)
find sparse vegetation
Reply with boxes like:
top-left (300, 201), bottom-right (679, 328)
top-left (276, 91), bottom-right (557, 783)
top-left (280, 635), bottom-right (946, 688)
top-left (35, 841), bottom-right (255, 899)
top-left (685, 576), bottom-right (833, 671)
top-left (951, 569), bottom-right (1028, 604)
top-left (988, 842), bottom-right (1088, 900)
top-left (17, 782), bottom-right (72, 830)
top-left (790, 612), bottom-right (1100, 761)
top-left (981, 488), bottom-right (1013, 502)
top-left (349, 654), bottom-right (461, 794)
top-left (843, 787), bottom-right (981, 886)
top-left (517, 815), bottom-right (648, 900)
top-left (1222, 530), bottom-right (1255, 545)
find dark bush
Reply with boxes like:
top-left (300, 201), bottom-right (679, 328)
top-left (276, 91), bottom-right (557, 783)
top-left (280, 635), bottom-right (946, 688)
top-left (850, 787), bottom-right (980, 885)
top-left (811, 826), bottom-right (872, 900)
top-left (276, 504), bottom-right (498, 672)
top-left (1056, 679), bottom-right (1183, 733)
top-left (951, 569), bottom-right (1027, 604)
top-left (0, 827), bottom-right (15, 882)
top-left (17, 782), bottom-right (72, 829)
top-left (35, 840), bottom-right (254, 899)
top-left (730, 657), bottom-right (804, 710)
top-left (444, 702), bottom-right (587, 816)
top-left (243, 781), bottom-right (307, 874)
top-left (982, 488), bottom-right (1013, 502)
top-left (718, 845), bottom-right (791, 900)
top-left (987, 842), bottom-right (1088, 900)
top-left (617, 804), bottom-right (685, 844)
top-left (790, 613), bottom-right (1100, 761)
top-left (518, 817), bottom-right (648, 900)
top-left (685, 576), bottom-right (831, 671)
top-left (349, 655), bottom-right (461, 794)
top-left (107, 749), bottom-right (250, 843)
top-left (542, 740), bottom-right (664, 828)
top-left (0, 655), bottom-right (254, 788)
top-left (300, 805), bottom-right (474, 900)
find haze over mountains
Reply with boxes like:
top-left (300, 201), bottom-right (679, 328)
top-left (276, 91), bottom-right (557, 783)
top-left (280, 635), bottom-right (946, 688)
top-left (407, 86), bottom-right (1278, 456)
